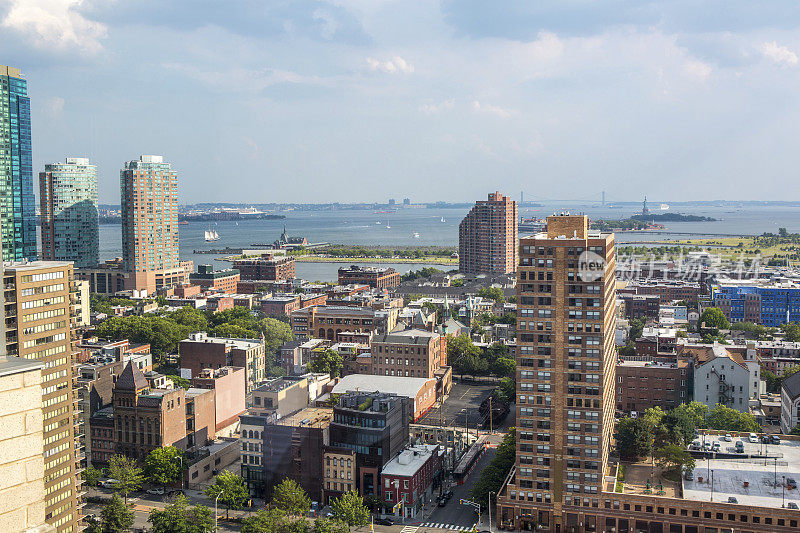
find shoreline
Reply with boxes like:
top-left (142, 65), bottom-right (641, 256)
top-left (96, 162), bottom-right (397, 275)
top-left (219, 254), bottom-right (456, 266)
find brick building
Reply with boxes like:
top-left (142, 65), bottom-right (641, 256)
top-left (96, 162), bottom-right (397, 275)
top-left (233, 254), bottom-right (295, 281)
top-left (289, 305), bottom-right (390, 341)
top-left (179, 332), bottom-right (265, 393)
top-left (323, 446), bottom-right (357, 504)
top-left (189, 264), bottom-right (240, 293)
top-left (619, 293), bottom-right (660, 321)
top-left (615, 359), bottom-right (690, 414)
top-left (337, 265), bottom-right (401, 290)
top-left (381, 444), bottom-right (443, 521)
top-left (371, 327), bottom-right (452, 395)
top-left (191, 366), bottom-right (246, 435)
top-left (458, 191), bottom-right (518, 275)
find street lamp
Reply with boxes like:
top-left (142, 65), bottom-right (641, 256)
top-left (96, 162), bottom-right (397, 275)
top-left (215, 490), bottom-right (225, 532)
top-left (488, 491), bottom-right (496, 533)
top-left (175, 455), bottom-right (184, 492)
top-left (783, 475), bottom-right (786, 508)
top-left (710, 469), bottom-right (714, 502)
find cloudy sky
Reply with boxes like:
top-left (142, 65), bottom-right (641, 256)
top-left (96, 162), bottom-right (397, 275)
top-left (4, 0), bottom-right (800, 204)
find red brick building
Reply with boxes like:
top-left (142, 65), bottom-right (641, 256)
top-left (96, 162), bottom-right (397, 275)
top-left (174, 284), bottom-right (201, 298)
top-left (381, 444), bottom-right (443, 520)
top-left (179, 333), bottom-right (265, 393)
top-left (233, 254), bottom-right (295, 281)
top-left (615, 358), bottom-right (690, 414)
top-left (190, 264), bottom-right (241, 293)
top-left (458, 191), bottom-right (518, 275)
top-left (337, 265), bottom-right (400, 290)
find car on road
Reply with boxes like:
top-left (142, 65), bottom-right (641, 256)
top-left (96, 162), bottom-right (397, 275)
top-left (787, 502), bottom-right (799, 510)
top-left (787, 478), bottom-right (797, 490)
top-left (702, 442), bottom-right (711, 451)
top-left (146, 487), bottom-right (165, 495)
top-left (99, 479), bottom-right (119, 488)
top-left (374, 517), bottom-right (394, 526)
top-left (735, 441), bottom-right (745, 453)
top-left (761, 435), bottom-right (770, 444)
top-left (438, 497), bottom-right (448, 507)
top-left (723, 434), bottom-right (732, 442)
top-left (748, 433), bottom-right (759, 443)
top-left (770, 435), bottom-right (781, 445)
top-left (444, 489), bottom-right (454, 500)
top-left (711, 442), bottom-right (721, 453)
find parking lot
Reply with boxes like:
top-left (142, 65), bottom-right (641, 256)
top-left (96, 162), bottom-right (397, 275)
top-left (419, 381), bottom-right (497, 429)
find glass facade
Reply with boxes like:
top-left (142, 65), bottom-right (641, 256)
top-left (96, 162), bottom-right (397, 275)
top-left (40, 157), bottom-right (100, 268)
top-left (0, 65), bottom-right (36, 261)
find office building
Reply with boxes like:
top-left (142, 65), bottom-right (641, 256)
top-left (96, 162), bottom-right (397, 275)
top-left (120, 155), bottom-right (187, 294)
top-left (3, 261), bottom-right (81, 532)
top-left (189, 264), bottom-right (240, 293)
top-left (329, 391), bottom-right (412, 497)
top-left (498, 214), bottom-right (616, 530)
top-left (0, 65), bottom-right (36, 261)
top-left (458, 191), bottom-right (518, 275)
top-left (711, 277), bottom-right (800, 326)
top-left (39, 157), bottom-right (99, 268)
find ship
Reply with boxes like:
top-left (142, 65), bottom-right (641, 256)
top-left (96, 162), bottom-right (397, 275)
top-left (440, 216), bottom-right (446, 223)
top-left (660, 203), bottom-right (670, 210)
top-left (204, 227), bottom-right (220, 242)
top-left (412, 232), bottom-right (420, 238)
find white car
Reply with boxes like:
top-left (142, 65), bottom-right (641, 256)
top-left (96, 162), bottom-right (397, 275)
top-left (749, 433), bottom-right (759, 444)
top-left (723, 434), bottom-right (732, 442)
top-left (146, 487), bottom-right (165, 495)
top-left (100, 479), bottom-right (120, 488)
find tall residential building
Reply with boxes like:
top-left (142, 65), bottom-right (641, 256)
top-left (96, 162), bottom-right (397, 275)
top-left (39, 157), bottom-right (100, 268)
top-left (120, 155), bottom-right (185, 294)
top-left (0, 65), bottom-right (36, 261)
top-left (3, 261), bottom-right (81, 533)
top-left (458, 191), bottom-right (518, 275)
top-left (498, 215), bottom-right (616, 531)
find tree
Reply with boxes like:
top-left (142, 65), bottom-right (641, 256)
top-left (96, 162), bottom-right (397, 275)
top-left (331, 490), bottom-right (370, 527)
top-left (653, 444), bottom-right (696, 481)
top-left (490, 357), bottom-right (516, 378)
top-left (615, 417), bottom-right (653, 461)
top-left (763, 369), bottom-right (782, 393)
top-left (313, 517), bottom-right (350, 533)
top-left (259, 317), bottom-right (295, 353)
top-left (148, 495), bottom-right (215, 533)
top-left (271, 478), bottom-right (311, 517)
top-left (497, 377), bottom-right (515, 404)
top-left (790, 424), bottom-right (800, 436)
top-left (242, 508), bottom-right (309, 533)
top-left (699, 307), bottom-right (730, 332)
top-left (471, 429), bottom-right (515, 509)
top-left (203, 469), bottom-right (249, 519)
top-left (107, 455), bottom-right (144, 504)
top-left (704, 404), bottom-right (760, 432)
top-left (100, 494), bottom-right (135, 533)
top-left (308, 348), bottom-right (344, 378)
top-left (659, 409), bottom-right (697, 447)
top-left (628, 318), bottom-right (645, 341)
top-left (477, 287), bottom-right (505, 303)
top-left (145, 446), bottom-right (185, 487)
top-left (782, 322), bottom-right (800, 342)
top-left (672, 401), bottom-right (708, 429)
top-left (83, 466), bottom-right (103, 487)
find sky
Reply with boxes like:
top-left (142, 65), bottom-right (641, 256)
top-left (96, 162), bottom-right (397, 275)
top-left (4, 1), bottom-right (800, 204)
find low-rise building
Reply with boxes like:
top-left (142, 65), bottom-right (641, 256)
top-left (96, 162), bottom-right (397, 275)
top-left (191, 366), bottom-right (246, 436)
top-left (331, 374), bottom-right (436, 421)
top-left (781, 371), bottom-right (800, 434)
top-left (381, 444), bottom-right (443, 521)
top-left (323, 446), bottom-right (357, 504)
top-left (615, 358), bottom-right (690, 414)
top-left (233, 254), bottom-right (296, 281)
top-left (338, 265), bottom-right (401, 290)
top-left (683, 343), bottom-right (762, 412)
top-left (179, 332), bottom-right (265, 393)
top-left (250, 376), bottom-right (310, 418)
top-left (190, 264), bottom-right (240, 293)
top-left (290, 305), bottom-right (391, 341)
top-left (619, 293), bottom-right (660, 321)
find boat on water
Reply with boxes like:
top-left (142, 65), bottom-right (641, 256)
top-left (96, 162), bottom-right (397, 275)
top-left (412, 232), bottom-right (420, 238)
top-left (386, 220), bottom-right (391, 229)
top-left (440, 216), bottom-right (446, 223)
top-left (204, 227), bottom-right (220, 242)
top-left (660, 203), bottom-right (670, 210)
top-left (375, 221), bottom-right (382, 225)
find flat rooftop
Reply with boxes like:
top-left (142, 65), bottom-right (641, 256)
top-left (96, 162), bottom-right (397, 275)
top-left (683, 438), bottom-right (800, 508)
top-left (381, 444), bottom-right (439, 477)
top-left (275, 406), bottom-right (332, 427)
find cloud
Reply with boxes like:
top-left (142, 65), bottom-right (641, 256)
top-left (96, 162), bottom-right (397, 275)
top-left (366, 55), bottom-right (414, 74)
top-left (472, 100), bottom-right (512, 118)
top-left (760, 41), bottom-right (798, 66)
top-left (683, 59), bottom-right (712, 81)
top-left (1, 0), bottom-right (107, 55)
top-left (44, 96), bottom-right (65, 116)
top-left (419, 98), bottom-right (455, 115)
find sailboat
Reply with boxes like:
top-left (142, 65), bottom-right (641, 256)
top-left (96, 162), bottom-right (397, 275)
top-left (440, 216), bottom-right (446, 223)
top-left (386, 220), bottom-right (391, 229)
top-left (205, 226), bottom-right (220, 242)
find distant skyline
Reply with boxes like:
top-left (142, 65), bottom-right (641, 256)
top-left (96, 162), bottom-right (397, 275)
top-left (5, 1), bottom-right (800, 203)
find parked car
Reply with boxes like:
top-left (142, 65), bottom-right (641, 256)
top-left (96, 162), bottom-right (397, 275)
top-left (99, 479), bottom-right (119, 488)
top-left (702, 442), bottom-right (711, 451)
top-left (787, 502), bottom-right (799, 510)
top-left (723, 434), bottom-right (732, 442)
top-left (684, 469), bottom-right (694, 480)
top-left (690, 441), bottom-right (701, 450)
top-left (146, 487), bottom-right (165, 495)
top-left (374, 518), bottom-right (394, 526)
top-left (711, 442), bottom-right (721, 453)
top-left (444, 490), bottom-right (454, 500)
top-left (761, 435), bottom-right (770, 444)
top-left (82, 514), bottom-right (98, 522)
top-left (727, 497), bottom-right (738, 504)
top-left (748, 433), bottom-right (759, 443)
top-left (787, 478), bottom-right (797, 490)
top-left (770, 435), bottom-right (781, 445)
top-left (735, 441), bottom-right (745, 453)
top-left (438, 497), bottom-right (448, 507)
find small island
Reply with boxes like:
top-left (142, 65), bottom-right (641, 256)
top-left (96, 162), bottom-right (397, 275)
top-left (630, 213), bottom-right (716, 222)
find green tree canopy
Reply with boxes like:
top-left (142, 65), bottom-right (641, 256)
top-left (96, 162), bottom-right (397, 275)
top-left (241, 508), bottom-right (309, 533)
top-left (704, 404), bottom-right (760, 432)
top-left (615, 417), bottom-right (654, 461)
top-left (100, 494), bottom-right (135, 533)
top-left (271, 479), bottom-right (312, 517)
top-left (203, 470), bottom-right (249, 519)
top-left (148, 494), bottom-right (214, 533)
top-left (699, 307), bottom-right (730, 332)
top-left (653, 444), bottom-right (696, 475)
top-left (313, 517), bottom-right (350, 533)
top-left (628, 318), bottom-right (645, 341)
top-left (331, 490), bottom-right (370, 527)
top-left (308, 348), bottom-right (344, 378)
top-left (477, 287), bottom-right (505, 303)
top-left (145, 446), bottom-right (186, 487)
top-left (83, 466), bottom-right (103, 487)
top-left (107, 455), bottom-right (144, 504)
top-left (497, 377), bottom-right (515, 404)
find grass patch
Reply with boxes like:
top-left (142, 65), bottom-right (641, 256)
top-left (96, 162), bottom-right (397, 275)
top-left (615, 465), bottom-right (626, 493)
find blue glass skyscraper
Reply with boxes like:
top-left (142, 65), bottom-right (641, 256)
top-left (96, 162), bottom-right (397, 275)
top-left (0, 65), bottom-right (36, 261)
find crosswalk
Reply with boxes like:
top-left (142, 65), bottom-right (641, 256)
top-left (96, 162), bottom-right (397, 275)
top-left (401, 527), bottom-right (419, 533)
top-left (418, 523), bottom-right (476, 531)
